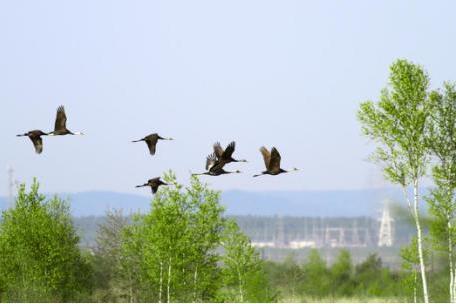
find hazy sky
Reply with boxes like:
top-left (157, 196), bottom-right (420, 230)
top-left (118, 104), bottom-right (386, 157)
top-left (1, 1), bottom-right (455, 195)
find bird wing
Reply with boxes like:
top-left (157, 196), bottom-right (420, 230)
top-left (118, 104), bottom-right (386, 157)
top-left (222, 141), bottom-right (236, 159)
top-left (151, 185), bottom-right (159, 194)
top-left (31, 136), bottom-right (43, 154)
top-left (259, 146), bottom-right (271, 169)
top-left (145, 136), bottom-right (159, 155)
top-left (213, 142), bottom-right (224, 159)
top-left (206, 153), bottom-right (217, 170)
top-left (269, 147), bottom-right (282, 171)
top-left (148, 177), bottom-right (160, 185)
top-left (54, 106), bottom-right (67, 131)
top-left (206, 153), bottom-right (225, 171)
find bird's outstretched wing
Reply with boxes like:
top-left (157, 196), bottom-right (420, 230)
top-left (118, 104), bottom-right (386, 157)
top-left (54, 106), bottom-right (67, 131)
top-left (145, 136), bottom-right (159, 155)
top-left (213, 142), bottom-right (224, 159)
top-left (259, 146), bottom-right (271, 170)
top-left (223, 141), bottom-right (236, 159)
top-left (206, 153), bottom-right (217, 170)
top-left (151, 185), bottom-right (159, 193)
top-left (31, 136), bottom-right (43, 154)
top-left (269, 147), bottom-right (282, 171)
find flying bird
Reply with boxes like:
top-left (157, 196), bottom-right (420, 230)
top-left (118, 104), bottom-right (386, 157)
top-left (192, 153), bottom-right (241, 176)
top-left (49, 106), bottom-right (84, 136)
top-left (135, 177), bottom-right (168, 194)
top-left (16, 130), bottom-right (48, 154)
top-left (132, 133), bottom-right (173, 155)
top-left (253, 146), bottom-right (298, 177)
top-left (213, 141), bottom-right (247, 164)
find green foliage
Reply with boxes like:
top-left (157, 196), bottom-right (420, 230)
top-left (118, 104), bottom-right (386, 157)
top-left (219, 219), bottom-right (277, 302)
top-left (300, 249), bottom-right (330, 298)
top-left (329, 249), bottom-right (355, 297)
top-left (0, 179), bottom-right (92, 302)
top-left (95, 172), bottom-right (227, 302)
top-left (358, 59), bottom-right (431, 184)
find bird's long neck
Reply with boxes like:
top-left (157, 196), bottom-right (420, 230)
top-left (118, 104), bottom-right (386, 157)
top-left (132, 138), bottom-right (144, 142)
top-left (192, 172), bottom-right (209, 176)
top-left (253, 173), bottom-right (265, 178)
top-left (234, 159), bottom-right (247, 163)
top-left (135, 184), bottom-right (147, 188)
top-left (16, 133), bottom-right (27, 137)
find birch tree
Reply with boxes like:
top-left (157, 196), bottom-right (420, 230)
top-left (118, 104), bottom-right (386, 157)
top-left (358, 59), bottom-right (431, 302)
top-left (0, 180), bottom-right (92, 302)
top-left (119, 172), bottom-right (225, 302)
top-left (220, 219), bottom-right (276, 302)
top-left (426, 82), bottom-right (456, 302)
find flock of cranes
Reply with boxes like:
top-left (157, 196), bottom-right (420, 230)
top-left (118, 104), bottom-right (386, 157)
top-left (17, 106), bottom-right (299, 195)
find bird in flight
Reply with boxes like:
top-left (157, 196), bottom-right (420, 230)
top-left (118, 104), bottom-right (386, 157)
top-left (192, 153), bottom-right (241, 176)
top-left (213, 141), bottom-right (247, 165)
top-left (136, 177), bottom-right (168, 194)
top-left (253, 146), bottom-right (298, 177)
top-left (49, 106), bottom-right (84, 136)
top-left (17, 130), bottom-right (49, 154)
top-left (132, 133), bottom-right (173, 155)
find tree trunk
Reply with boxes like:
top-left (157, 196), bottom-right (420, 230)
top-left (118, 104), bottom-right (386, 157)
top-left (413, 269), bottom-right (417, 303)
top-left (159, 261), bottom-right (163, 303)
top-left (237, 267), bottom-right (244, 302)
top-left (193, 265), bottom-right (198, 302)
top-left (167, 257), bottom-right (172, 303)
top-left (412, 179), bottom-right (429, 303)
top-left (448, 219), bottom-right (454, 303)
top-left (129, 271), bottom-right (134, 303)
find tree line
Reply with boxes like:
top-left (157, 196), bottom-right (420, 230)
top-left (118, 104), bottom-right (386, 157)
top-left (0, 172), bottom-right (452, 302)
top-left (358, 58), bottom-right (456, 303)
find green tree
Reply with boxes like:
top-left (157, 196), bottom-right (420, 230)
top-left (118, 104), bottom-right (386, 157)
top-left (117, 172), bottom-right (225, 302)
top-left (358, 59), bottom-right (432, 302)
top-left (330, 249), bottom-right (354, 297)
top-left (426, 82), bottom-right (456, 302)
top-left (92, 209), bottom-right (130, 301)
top-left (0, 180), bottom-right (92, 302)
top-left (301, 249), bottom-right (329, 300)
top-left (354, 253), bottom-right (399, 298)
top-left (400, 237), bottom-right (429, 302)
top-left (220, 219), bottom-right (276, 302)
top-left (279, 254), bottom-right (303, 301)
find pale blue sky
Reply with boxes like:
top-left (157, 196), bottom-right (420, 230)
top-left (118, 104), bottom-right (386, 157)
top-left (1, 1), bottom-right (455, 195)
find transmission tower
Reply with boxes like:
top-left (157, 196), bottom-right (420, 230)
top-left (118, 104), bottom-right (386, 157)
top-left (378, 201), bottom-right (394, 247)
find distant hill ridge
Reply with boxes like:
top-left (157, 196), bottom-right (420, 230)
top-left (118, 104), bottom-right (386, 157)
top-left (0, 188), bottom-right (421, 217)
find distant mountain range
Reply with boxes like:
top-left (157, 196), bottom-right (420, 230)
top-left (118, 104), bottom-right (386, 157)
top-left (0, 187), bottom-right (424, 217)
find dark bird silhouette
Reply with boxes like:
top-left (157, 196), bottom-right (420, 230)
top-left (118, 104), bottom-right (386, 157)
top-left (213, 141), bottom-right (247, 164)
top-left (132, 133), bottom-right (173, 155)
top-left (49, 106), bottom-right (84, 136)
top-left (192, 153), bottom-right (241, 176)
top-left (135, 177), bottom-right (168, 194)
top-left (253, 146), bottom-right (298, 177)
top-left (17, 130), bottom-right (49, 154)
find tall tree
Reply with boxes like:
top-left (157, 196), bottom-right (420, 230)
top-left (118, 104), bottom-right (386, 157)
top-left (358, 59), bottom-right (432, 302)
top-left (0, 180), bottom-right (92, 302)
top-left (118, 172), bottom-right (225, 302)
top-left (330, 249), bottom-right (354, 297)
top-left (426, 82), bottom-right (456, 302)
top-left (92, 209), bottom-right (130, 301)
top-left (300, 249), bottom-right (329, 299)
top-left (220, 219), bottom-right (276, 302)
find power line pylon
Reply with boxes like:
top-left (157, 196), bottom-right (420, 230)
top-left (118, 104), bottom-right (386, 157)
top-left (378, 200), bottom-right (394, 247)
